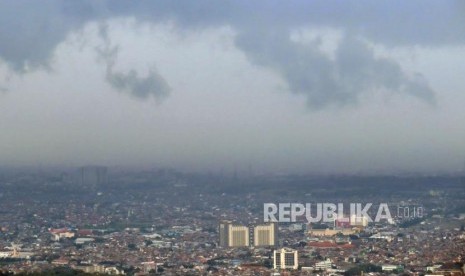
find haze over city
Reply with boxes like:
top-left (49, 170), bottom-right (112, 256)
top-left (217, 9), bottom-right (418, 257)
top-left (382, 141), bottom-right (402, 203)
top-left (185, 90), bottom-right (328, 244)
top-left (1, 1), bottom-right (465, 174)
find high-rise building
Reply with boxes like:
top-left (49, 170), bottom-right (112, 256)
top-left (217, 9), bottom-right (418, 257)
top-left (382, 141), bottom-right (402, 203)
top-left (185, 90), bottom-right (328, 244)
top-left (273, 248), bottom-right (298, 270)
top-left (219, 221), bottom-right (277, 247)
top-left (253, 223), bottom-right (277, 246)
top-left (219, 221), bottom-right (230, 248)
top-left (79, 166), bottom-right (107, 189)
top-left (229, 224), bottom-right (249, 247)
top-left (219, 221), bottom-right (249, 247)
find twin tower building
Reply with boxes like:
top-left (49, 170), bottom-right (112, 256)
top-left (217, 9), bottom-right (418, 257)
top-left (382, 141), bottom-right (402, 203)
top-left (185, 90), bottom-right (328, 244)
top-left (219, 221), bottom-right (278, 247)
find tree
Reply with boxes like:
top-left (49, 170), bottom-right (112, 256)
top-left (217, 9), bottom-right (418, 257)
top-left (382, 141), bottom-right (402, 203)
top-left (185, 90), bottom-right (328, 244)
top-left (127, 243), bottom-right (137, 250)
top-left (264, 258), bottom-right (272, 268)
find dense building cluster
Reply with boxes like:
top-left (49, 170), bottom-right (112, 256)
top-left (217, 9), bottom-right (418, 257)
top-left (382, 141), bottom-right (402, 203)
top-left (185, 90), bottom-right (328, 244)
top-left (0, 168), bottom-right (464, 275)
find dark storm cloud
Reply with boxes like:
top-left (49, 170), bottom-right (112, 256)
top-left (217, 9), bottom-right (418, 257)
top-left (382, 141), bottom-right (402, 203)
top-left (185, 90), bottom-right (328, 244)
top-left (96, 24), bottom-right (170, 101)
top-left (105, 66), bottom-right (170, 102)
top-left (0, 0), bottom-right (463, 107)
top-left (0, 1), bottom-right (101, 72)
top-left (235, 31), bottom-right (435, 108)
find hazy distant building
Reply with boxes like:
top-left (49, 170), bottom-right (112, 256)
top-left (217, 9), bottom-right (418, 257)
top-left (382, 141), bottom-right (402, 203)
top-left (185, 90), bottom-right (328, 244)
top-left (350, 215), bottom-right (369, 227)
top-left (314, 259), bottom-right (333, 271)
top-left (79, 166), bottom-right (107, 189)
top-left (335, 217), bottom-right (351, 228)
top-left (273, 248), bottom-right (298, 270)
top-left (49, 228), bottom-right (75, 241)
top-left (219, 221), bottom-right (277, 247)
top-left (308, 228), bottom-right (358, 237)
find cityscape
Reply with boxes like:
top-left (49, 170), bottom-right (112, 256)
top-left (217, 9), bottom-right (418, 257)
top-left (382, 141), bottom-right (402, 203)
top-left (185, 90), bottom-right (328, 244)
top-left (0, 167), bottom-right (464, 275)
top-left (1, 1), bottom-right (465, 275)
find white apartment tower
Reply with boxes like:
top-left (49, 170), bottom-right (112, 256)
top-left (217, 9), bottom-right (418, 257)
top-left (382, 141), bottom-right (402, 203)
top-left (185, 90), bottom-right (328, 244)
top-left (273, 248), bottom-right (298, 270)
top-left (219, 221), bottom-right (277, 247)
top-left (253, 223), bottom-right (277, 246)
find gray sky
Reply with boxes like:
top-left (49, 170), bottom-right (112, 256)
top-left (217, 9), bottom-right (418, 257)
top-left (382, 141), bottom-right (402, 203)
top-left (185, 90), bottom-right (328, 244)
top-left (1, 1), bottom-right (465, 174)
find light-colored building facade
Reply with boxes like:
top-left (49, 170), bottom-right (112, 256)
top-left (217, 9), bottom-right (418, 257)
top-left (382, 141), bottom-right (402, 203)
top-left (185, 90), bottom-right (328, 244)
top-left (308, 228), bottom-right (358, 237)
top-left (219, 221), bottom-right (277, 247)
top-left (219, 221), bottom-right (250, 247)
top-left (350, 215), bottom-right (369, 227)
top-left (253, 223), bottom-right (277, 246)
top-left (315, 259), bottom-right (333, 271)
top-left (273, 248), bottom-right (298, 270)
top-left (229, 224), bottom-right (249, 247)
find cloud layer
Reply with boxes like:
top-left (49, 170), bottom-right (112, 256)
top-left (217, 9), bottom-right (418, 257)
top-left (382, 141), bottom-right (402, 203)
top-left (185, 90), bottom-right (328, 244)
top-left (1, 0), bottom-right (463, 107)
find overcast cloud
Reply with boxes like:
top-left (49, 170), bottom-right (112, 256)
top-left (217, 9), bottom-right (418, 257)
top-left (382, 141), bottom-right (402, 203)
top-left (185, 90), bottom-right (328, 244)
top-left (0, 1), bottom-right (464, 173)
